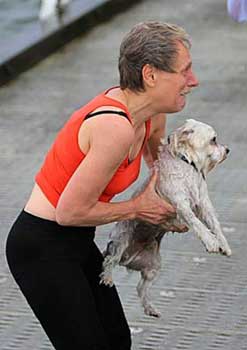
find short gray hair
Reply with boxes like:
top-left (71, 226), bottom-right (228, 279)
top-left (118, 21), bottom-right (191, 92)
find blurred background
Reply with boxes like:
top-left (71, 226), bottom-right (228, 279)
top-left (0, 0), bottom-right (247, 349)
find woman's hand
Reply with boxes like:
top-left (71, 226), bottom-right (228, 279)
top-left (132, 170), bottom-right (187, 232)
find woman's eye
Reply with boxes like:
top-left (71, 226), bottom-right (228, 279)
top-left (182, 69), bottom-right (188, 77)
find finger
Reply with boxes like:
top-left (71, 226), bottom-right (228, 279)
top-left (177, 225), bottom-right (188, 232)
top-left (162, 202), bottom-right (176, 214)
top-left (169, 226), bottom-right (178, 232)
top-left (168, 224), bottom-right (188, 232)
top-left (149, 168), bottom-right (158, 185)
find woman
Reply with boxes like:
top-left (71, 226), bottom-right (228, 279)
top-left (6, 21), bottom-right (198, 350)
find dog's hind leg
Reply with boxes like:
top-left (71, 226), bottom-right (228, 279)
top-left (100, 238), bottom-right (129, 287)
top-left (137, 268), bottom-right (161, 318)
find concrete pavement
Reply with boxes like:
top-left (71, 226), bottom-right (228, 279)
top-left (0, 0), bottom-right (247, 349)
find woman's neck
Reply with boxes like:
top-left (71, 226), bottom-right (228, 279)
top-left (106, 87), bottom-right (157, 129)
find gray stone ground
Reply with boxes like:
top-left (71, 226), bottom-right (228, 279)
top-left (0, 0), bottom-right (247, 349)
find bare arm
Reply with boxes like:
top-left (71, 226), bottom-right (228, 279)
top-left (143, 113), bottom-right (166, 168)
top-left (56, 114), bottom-right (175, 226)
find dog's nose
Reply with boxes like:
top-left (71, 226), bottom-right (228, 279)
top-left (226, 147), bottom-right (230, 154)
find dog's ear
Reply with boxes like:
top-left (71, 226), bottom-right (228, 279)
top-left (179, 128), bottom-right (194, 142)
top-left (168, 128), bottom-right (194, 156)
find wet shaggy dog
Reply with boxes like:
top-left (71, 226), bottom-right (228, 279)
top-left (100, 119), bottom-right (232, 317)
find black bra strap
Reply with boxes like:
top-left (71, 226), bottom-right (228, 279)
top-left (84, 110), bottom-right (130, 121)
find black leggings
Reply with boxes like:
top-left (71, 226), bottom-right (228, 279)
top-left (6, 211), bottom-right (131, 350)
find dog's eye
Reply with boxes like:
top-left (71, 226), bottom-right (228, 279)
top-left (211, 136), bottom-right (217, 144)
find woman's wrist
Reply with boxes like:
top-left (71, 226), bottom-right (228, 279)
top-left (130, 196), bottom-right (139, 220)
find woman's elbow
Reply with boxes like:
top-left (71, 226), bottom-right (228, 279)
top-left (55, 202), bottom-right (77, 226)
top-left (55, 208), bottom-right (72, 226)
top-left (55, 202), bottom-right (92, 226)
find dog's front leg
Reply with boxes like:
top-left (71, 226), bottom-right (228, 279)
top-left (200, 195), bottom-right (232, 256)
top-left (177, 201), bottom-right (220, 253)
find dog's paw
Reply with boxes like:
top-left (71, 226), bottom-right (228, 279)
top-left (219, 247), bottom-right (232, 256)
top-left (216, 235), bottom-right (232, 256)
top-left (219, 243), bottom-right (232, 256)
top-left (99, 271), bottom-right (114, 287)
top-left (144, 305), bottom-right (161, 318)
top-left (203, 234), bottom-right (220, 253)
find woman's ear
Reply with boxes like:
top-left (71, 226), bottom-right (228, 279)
top-left (142, 64), bottom-right (156, 88)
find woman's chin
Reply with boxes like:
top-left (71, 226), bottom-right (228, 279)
top-left (164, 97), bottom-right (186, 113)
top-left (177, 96), bottom-right (186, 111)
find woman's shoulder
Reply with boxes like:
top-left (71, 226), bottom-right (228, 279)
top-left (78, 108), bottom-right (134, 156)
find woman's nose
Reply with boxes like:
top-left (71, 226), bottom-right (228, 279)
top-left (188, 69), bottom-right (199, 88)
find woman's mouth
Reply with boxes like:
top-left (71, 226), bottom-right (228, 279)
top-left (180, 90), bottom-right (190, 97)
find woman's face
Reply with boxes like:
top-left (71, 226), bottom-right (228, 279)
top-left (152, 41), bottom-right (199, 113)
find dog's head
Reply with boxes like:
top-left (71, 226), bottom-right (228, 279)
top-left (167, 119), bottom-right (229, 177)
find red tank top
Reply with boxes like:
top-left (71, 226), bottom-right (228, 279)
top-left (35, 88), bottom-right (151, 207)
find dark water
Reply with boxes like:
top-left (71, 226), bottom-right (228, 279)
top-left (0, 0), bottom-right (105, 63)
top-left (0, 0), bottom-right (40, 61)
top-left (0, 0), bottom-right (39, 35)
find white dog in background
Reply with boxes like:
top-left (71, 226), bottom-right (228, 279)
top-left (39, 0), bottom-right (71, 20)
top-left (100, 119), bottom-right (232, 317)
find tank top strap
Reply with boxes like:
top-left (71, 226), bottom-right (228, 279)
top-left (84, 110), bottom-right (130, 122)
top-left (145, 119), bottom-right (152, 141)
